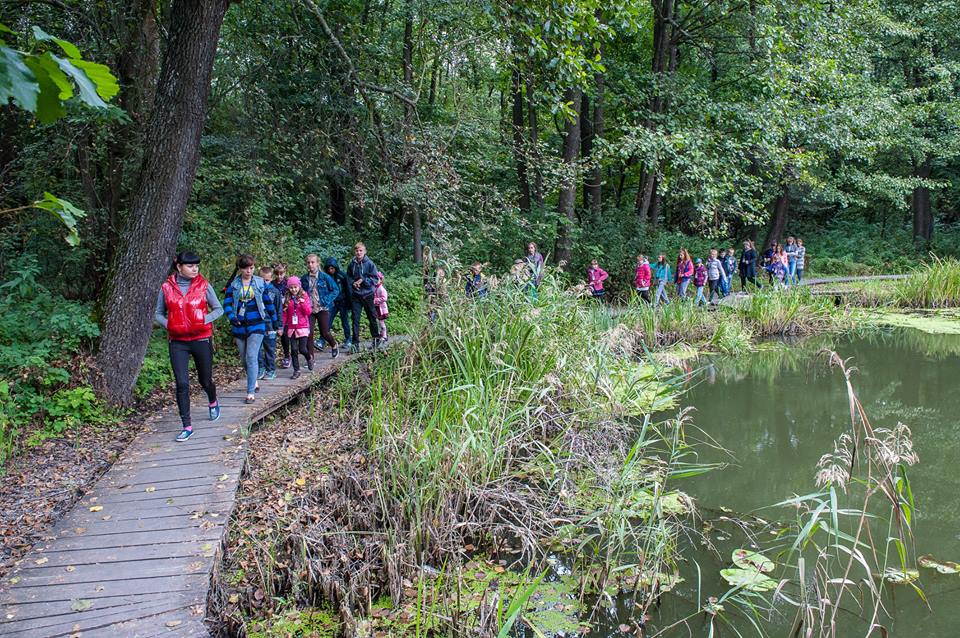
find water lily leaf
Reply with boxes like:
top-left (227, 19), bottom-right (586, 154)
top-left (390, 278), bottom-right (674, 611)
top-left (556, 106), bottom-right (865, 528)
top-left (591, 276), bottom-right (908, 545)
top-left (720, 568), bottom-right (777, 591)
top-left (918, 555), bottom-right (960, 574)
top-left (732, 549), bottom-right (774, 573)
top-left (882, 568), bottom-right (919, 584)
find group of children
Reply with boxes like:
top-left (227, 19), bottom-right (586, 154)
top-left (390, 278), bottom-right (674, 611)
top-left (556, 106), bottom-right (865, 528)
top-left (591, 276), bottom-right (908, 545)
top-left (222, 242), bottom-right (391, 405)
top-left (156, 243), bottom-right (391, 442)
top-left (583, 237), bottom-right (808, 306)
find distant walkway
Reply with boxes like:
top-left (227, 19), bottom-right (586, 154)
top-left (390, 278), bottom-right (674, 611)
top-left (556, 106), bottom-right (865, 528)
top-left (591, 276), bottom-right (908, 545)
top-left (798, 273), bottom-right (908, 286)
top-left (0, 341), bottom-right (386, 637)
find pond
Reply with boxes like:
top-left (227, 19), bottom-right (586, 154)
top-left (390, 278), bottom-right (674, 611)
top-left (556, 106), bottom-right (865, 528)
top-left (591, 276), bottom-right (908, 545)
top-left (579, 327), bottom-right (960, 637)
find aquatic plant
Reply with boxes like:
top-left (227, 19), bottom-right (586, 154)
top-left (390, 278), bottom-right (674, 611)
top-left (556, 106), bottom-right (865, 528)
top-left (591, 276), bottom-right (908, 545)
top-left (891, 256), bottom-right (960, 308)
top-left (262, 278), bottom-right (698, 634)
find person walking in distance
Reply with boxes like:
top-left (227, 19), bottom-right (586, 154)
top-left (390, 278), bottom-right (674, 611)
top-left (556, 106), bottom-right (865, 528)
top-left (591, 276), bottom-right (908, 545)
top-left (224, 254), bottom-right (278, 405)
top-left (154, 252), bottom-right (223, 442)
top-left (347, 242), bottom-right (382, 350)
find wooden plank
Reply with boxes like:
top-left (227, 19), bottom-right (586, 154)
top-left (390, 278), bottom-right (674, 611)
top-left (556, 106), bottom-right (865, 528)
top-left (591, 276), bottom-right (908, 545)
top-left (13, 539), bottom-right (216, 570)
top-left (34, 527), bottom-right (224, 553)
top-left (1, 599), bottom-right (186, 637)
top-left (12, 555), bottom-right (211, 587)
top-left (4, 574), bottom-right (208, 603)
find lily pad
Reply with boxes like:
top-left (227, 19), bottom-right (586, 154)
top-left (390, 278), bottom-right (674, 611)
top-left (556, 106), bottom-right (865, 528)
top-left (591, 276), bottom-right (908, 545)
top-left (882, 568), bottom-right (920, 584)
top-left (918, 555), bottom-right (960, 574)
top-left (732, 549), bottom-right (774, 573)
top-left (720, 568), bottom-right (777, 592)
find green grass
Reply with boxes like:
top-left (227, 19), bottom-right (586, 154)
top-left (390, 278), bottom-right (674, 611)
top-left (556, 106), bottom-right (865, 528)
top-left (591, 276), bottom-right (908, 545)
top-left (891, 256), bottom-right (960, 309)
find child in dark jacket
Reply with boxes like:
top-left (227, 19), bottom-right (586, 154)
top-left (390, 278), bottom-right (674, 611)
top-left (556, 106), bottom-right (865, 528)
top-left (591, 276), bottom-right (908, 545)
top-left (324, 257), bottom-right (353, 348)
top-left (257, 266), bottom-right (283, 380)
top-left (273, 263), bottom-right (292, 368)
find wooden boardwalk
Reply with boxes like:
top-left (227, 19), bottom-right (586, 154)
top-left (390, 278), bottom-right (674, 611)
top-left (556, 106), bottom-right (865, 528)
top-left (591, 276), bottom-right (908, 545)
top-left (0, 343), bottom-right (378, 637)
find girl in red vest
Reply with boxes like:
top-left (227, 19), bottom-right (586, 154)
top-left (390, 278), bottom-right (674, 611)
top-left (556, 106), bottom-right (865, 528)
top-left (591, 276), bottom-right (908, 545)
top-left (154, 252), bottom-right (224, 442)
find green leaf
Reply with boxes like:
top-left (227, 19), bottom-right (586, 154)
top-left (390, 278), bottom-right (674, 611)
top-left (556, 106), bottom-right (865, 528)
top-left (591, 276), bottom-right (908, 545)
top-left (882, 568), bottom-right (919, 584)
top-left (32, 192), bottom-right (86, 246)
top-left (31, 26), bottom-right (81, 59)
top-left (720, 567), bottom-right (778, 592)
top-left (732, 549), bottom-right (775, 573)
top-left (918, 555), bottom-right (960, 575)
top-left (71, 59), bottom-right (119, 101)
top-left (51, 54), bottom-right (107, 108)
top-left (70, 598), bottom-right (94, 611)
top-left (23, 55), bottom-right (65, 122)
top-left (0, 45), bottom-right (39, 111)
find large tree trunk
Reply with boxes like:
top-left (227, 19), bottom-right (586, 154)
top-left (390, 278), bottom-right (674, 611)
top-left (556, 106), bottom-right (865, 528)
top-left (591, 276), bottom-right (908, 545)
top-left (587, 67), bottom-right (604, 219)
top-left (401, 1), bottom-right (422, 263)
top-left (512, 66), bottom-right (531, 214)
top-left (526, 72), bottom-right (544, 206)
top-left (635, 0), bottom-right (677, 224)
top-left (95, 0), bottom-right (231, 405)
top-left (580, 90), bottom-right (593, 211)
top-left (553, 87), bottom-right (582, 266)
top-left (912, 157), bottom-right (933, 245)
top-left (763, 183), bottom-right (790, 250)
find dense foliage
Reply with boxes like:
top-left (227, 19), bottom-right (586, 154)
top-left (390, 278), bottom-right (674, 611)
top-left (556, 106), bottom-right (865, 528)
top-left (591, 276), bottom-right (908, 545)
top-left (2, 0), bottom-right (960, 296)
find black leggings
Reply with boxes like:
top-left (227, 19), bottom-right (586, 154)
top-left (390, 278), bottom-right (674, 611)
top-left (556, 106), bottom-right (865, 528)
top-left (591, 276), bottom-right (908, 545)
top-left (307, 310), bottom-right (337, 357)
top-left (290, 336), bottom-right (312, 371)
top-left (708, 279), bottom-right (722, 301)
top-left (169, 338), bottom-right (217, 428)
top-left (281, 332), bottom-right (291, 358)
top-left (352, 293), bottom-right (380, 342)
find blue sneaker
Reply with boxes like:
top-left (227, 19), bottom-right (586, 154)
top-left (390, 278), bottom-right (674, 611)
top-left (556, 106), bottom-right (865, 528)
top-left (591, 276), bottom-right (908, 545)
top-left (176, 428), bottom-right (193, 442)
top-left (209, 402), bottom-right (221, 421)
top-left (265, 370), bottom-right (277, 380)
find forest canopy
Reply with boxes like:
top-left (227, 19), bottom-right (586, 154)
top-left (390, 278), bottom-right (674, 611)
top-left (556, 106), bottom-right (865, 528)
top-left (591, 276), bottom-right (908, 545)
top-left (1, 0), bottom-right (959, 401)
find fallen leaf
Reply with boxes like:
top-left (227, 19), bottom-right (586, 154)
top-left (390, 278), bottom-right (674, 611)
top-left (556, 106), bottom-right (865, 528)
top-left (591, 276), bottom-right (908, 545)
top-left (70, 599), bottom-right (93, 612)
top-left (145, 487), bottom-right (156, 493)
top-left (101, 515), bottom-right (111, 521)
top-left (228, 594), bottom-right (240, 604)
top-left (218, 474), bottom-right (229, 482)
top-left (35, 557), bottom-right (48, 565)
top-left (8, 577), bottom-right (20, 584)
top-left (65, 566), bottom-right (76, 572)
top-left (89, 506), bottom-right (103, 512)
top-left (74, 528), bottom-right (86, 535)
top-left (295, 477), bottom-right (306, 486)
top-left (165, 620), bottom-right (182, 628)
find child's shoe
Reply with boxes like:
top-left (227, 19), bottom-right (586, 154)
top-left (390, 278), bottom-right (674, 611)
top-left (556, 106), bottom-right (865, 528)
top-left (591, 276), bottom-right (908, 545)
top-left (281, 358), bottom-right (291, 369)
top-left (257, 370), bottom-right (266, 380)
top-left (176, 428), bottom-right (193, 442)
top-left (307, 358), bottom-right (315, 371)
top-left (331, 347), bottom-right (339, 359)
top-left (292, 370), bottom-right (301, 379)
top-left (209, 402), bottom-right (221, 421)
top-left (265, 370), bottom-right (277, 380)
top-left (315, 340), bottom-right (326, 352)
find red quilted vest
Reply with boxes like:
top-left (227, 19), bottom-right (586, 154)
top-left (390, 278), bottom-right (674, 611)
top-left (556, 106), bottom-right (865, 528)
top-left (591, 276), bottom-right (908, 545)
top-left (162, 273), bottom-right (213, 341)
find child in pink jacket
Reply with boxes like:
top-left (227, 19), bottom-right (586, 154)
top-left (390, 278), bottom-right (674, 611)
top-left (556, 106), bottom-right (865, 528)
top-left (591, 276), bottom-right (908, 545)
top-left (283, 277), bottom-right (313, 377)
top-left (587, 259), bottom-right (609, 299)
top-left (374, 272), bottom-right (389, 343)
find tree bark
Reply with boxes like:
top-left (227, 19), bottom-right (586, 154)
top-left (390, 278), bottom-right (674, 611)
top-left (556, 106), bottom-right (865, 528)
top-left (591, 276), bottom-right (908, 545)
top-left (95, 0), bottom-right (231, 405)
top-left (401, 0), bottom-right (422, 263)
top-left (635, 0), bottom-right (676, 224)
top-left (763, 183), bottom-right (790, 250)
top-left (587, 67), bottom-right (604, 218)
top-left (512, 66), bottom-right (531, 214)
top-left (526, 72), bottom-right (544, 206)
top-left (912, 157), bottom-right (933, 245)
top-left (553, 87), bottom-right (582, 265)
top-left (580, 90), bottom-right (593, 212)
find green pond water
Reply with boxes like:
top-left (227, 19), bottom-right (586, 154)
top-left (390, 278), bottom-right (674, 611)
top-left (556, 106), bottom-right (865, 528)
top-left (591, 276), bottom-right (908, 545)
top-left (568, 327), bottom-right (960, 637)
